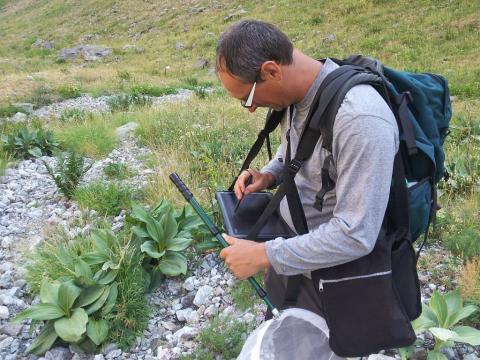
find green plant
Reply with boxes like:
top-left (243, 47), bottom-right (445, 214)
top-left (195, 315), bottom-right (253, 359)
top-left (26, 86), bottom-right (56, 108)
top-left (402, 289), bottom-right (480, 359)
top-left (108, 93), bottom-right (152, 112)
top-left (1, 127), bottom-right (60, 159)
top-left (130, 199), bottom-right (204, 289)
top-left (75, 182), bottom-right (136, 216)
top-left (13, 277), bottom-right (117, 355)
top-left (443, 227), bottom-right (480, 261)
top-left (0, 104), bottom-right (23, 118)
top-left (43, 150), bottom-right (92, 199)
top-left (103, 162), bottom-right (133, 180)
top-left (58, 85), bottom-right (82, 99)
top-left (130, 84), bottom-right (178, 97)
top-left (0, 146), bottom-right (11, 176)
top-left (59, 108), bottom-right (88, 123)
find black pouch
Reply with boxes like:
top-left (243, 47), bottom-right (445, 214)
top-left (311, 228), bottom-right (416, 357)
top-left (391, 236), bottom-right (421, 320)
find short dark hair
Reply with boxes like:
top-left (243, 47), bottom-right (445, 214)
top-left (216, 20), bottom-right (294, 83)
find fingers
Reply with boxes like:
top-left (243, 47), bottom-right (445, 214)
top-left (234, 170), bottom-right (254, 200)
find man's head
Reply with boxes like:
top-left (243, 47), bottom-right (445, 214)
top-left (216, 20), bottom-right (294, 112)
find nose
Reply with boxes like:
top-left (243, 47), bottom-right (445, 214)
top-left (248, 105), bottom-right (258, 113)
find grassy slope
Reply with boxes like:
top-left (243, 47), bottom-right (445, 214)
top-left (0, 0), bottom-right (479, 104)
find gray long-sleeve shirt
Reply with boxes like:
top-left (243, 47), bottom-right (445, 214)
top-left (262, 59), bottom-right (399, 276)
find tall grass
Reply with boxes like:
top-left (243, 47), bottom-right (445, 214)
top-left (52, 113), bottom-right (120, 159)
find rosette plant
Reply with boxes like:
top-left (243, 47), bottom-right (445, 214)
top-left (130, 200), bottom-right (204, 289)
top-left (13, 278), bottom-right (117, 355)
top-left (400, 289), bottom-right (480, 360)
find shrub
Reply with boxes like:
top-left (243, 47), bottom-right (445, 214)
top-left (75, 182), bottom-right (135, 216)
top-left (1, 127), bottom-right (60, 159)
top-left (43, 150), bottom-right (92, 199)
top-left (107, 93), bottom-right (152, 112)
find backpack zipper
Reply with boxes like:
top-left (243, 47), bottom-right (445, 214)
top-left (318, 270), bottom-right (392, 292)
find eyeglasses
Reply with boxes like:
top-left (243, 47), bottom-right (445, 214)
top-left (241, 81), bottom-right (257, 108)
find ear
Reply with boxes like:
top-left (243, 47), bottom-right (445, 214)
top-left (259, 61), bottom-right (282, 81)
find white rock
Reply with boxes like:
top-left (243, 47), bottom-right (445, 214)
top-left (173, 326), bottom-right (198, 343)
top-left (193, 285), bottom-right (213, 307)
top-left (0, 305), bottom-right (9, 319)
top-left (368, 355), bottom-right (396, 360)
top-left (156, 347), bottom-right (171, 360)
top-left (182, 276), bottom-right (196, 292)
top-left (204, 304), bottom-right (218, 318)
top-left (0, 336), bottom-right (13, 350)
top-left (176, 308), bottom-right (193, 322)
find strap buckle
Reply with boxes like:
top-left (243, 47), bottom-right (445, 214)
top-left (288, 159), bottom-right (303, 173)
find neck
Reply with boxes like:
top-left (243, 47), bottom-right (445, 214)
top-left (283, 49), bottom-right (322, 104)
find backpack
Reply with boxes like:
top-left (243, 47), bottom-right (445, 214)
top-left (230, 55), bottom-right (452, 356)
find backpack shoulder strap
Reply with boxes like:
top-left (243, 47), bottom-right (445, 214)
top-left (228, 108), bottom-right (286, 190)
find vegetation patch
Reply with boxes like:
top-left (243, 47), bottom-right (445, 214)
top-left (53, 116), bottom-right (117, 159)
top-left (74, 182), bottom-right (136, 216)
top-left (130, 84), bottom-right (178, 97)
top-left (1, 127), bottom-right (60, 159)
top-left (103, 162), bottom-right (134, 180)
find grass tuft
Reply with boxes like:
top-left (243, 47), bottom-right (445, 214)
top-left (74, 182), bottom-right (137, 216)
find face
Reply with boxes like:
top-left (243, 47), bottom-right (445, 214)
top-left (217, 69), bottom-right (286, 112)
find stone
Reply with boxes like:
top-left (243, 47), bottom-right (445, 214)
top-left (175, 42), bottom-right (185, 51)
top-left (204, 304), bottom-right (218, 317)
top-left (410, 348), bottom-right (427, 360)
top-left (0, 324), bottom-right (22, 336)
top-left (182, 277), bottom-right (196, 292)
top-left (102, 343), bottom-right (118, 355)
top-left (195, 58), bottom-right (209, 69)
top-left (105, 348), bottom-right (122, 359)
top-left (161, 321), bottom-right (179, 332)
top-left (116, 122), bottom-right (139, 140)
top-left (122, 44), bottom-right (145, 53)
top-left (45, 347), bottom-right (72, 360)
top-left (12, 112), bottom-right (27, 123)
top-left (193, 285), bottom-right (213, 307)
top-left (223, 8), bottom-right (247, 22)
top-left (156, 347), bottom-right (171, 360)
top-left (173, 326), bottom-right (198, 343)
top-left (322, 33), bottom-right (336, 43)
top-left (0, 336), bottom-right (13, 350)
top-left (464, 354), bottom-right (480, 360)
top-left (94, 355), bottom-right (105, 360)
top-left (180, 292), bottom-right (195, 308)
top-left (176, 308), bottom-right (193, 322)
top-left (440, 347), bottom-right (457, 360)
top-left (12, 103), bottom-right (34, 114)
top-left (58, 45), bottom-right (112, 61)
top-left (367, 356), bottom-right (396, 360)
top-left (32, 38), bottom-right (54, 49)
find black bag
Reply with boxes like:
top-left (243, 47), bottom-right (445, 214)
top-left (311, 227), bottom-right (417, 357)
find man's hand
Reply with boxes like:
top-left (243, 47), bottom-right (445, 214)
top-left (234, 169), bottom-right (275, 201)
top-left (219, 234), bottom-right (271, 279)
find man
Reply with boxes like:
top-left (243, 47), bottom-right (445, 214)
top-left (217, 20), bottom-right (399, 316)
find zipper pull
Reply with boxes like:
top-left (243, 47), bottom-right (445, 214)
top-left (319, 279), bottom-right (324, 292)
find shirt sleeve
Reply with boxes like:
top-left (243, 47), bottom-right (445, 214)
top-left (260, 144), bottom-right (285, 185)
top-left (264, 113), bottom-right (399, 275)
